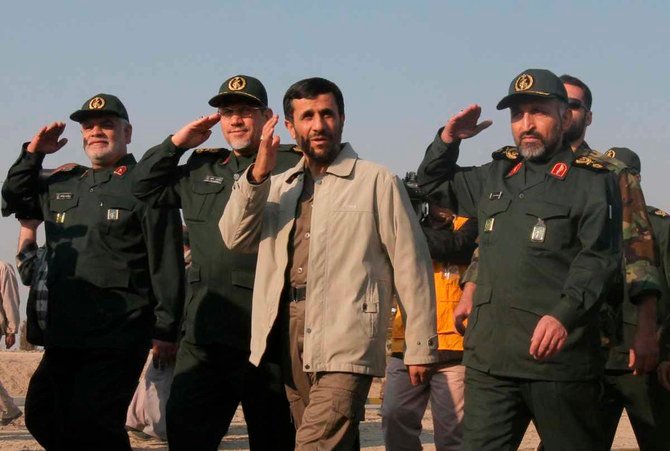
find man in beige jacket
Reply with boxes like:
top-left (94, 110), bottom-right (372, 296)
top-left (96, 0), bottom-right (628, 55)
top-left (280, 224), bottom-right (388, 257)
top-left (0, 260), bottom-right (22, 425)
top-left (215, 77), bottom-right (438, 449)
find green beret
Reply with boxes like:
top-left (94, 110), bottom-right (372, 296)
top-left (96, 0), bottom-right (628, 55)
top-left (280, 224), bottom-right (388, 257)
top-left (605, 147), bottom-right (641, 174)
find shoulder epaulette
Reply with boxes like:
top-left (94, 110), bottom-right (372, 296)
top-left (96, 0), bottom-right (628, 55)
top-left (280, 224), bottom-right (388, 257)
top-left (491, 146), bottom-right (521, 161)
top-left (48, 163), bottom-right (83, 177)
top-left (278, 144), bottom-right (303, 154)
top-left (572, 154), bottom-right (609, 172)
top-left (579, 149), bottom-right (626, 173)
top-left (194, 147), bottom-right (225, 154)
top-left (649, 206), bottom-right (670, 218)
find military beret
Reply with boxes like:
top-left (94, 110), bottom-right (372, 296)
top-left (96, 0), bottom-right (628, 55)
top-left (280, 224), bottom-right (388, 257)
top-left (208, 75), bottom-right (268, 108)
top-left (605, 147), bottom-right (641, 174)
top-left (497, 69), bottom-right (568, 110)
top-left (70, 93), bottom-right (129, 122)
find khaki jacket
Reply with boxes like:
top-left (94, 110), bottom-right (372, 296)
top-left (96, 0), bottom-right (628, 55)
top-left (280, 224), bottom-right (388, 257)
top-left (220, 144), bottom-right (438, 376)
top-left (0, 261), bottom-right (20, 336)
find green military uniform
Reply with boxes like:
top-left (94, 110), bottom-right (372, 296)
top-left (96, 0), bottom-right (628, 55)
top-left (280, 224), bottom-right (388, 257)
top-left (417, 69), bottom-right (623, 451)
top-left (1, 94), bottom-right (184, 450)
top-left (130, 75), bottom-right (301, 450)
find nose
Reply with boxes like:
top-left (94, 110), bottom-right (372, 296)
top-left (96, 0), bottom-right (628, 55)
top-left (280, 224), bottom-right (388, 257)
top-left (312, 113), bottom-right (324, 131)
top-left (520, 112), bottom-right (535, 133)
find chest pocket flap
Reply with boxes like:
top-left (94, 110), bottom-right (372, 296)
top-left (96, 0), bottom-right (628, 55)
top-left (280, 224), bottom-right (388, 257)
top-left (191, 178), bottom-right (226, 195)
top-left (49, 193), bottom-right (79, 212)
top-left (481, 198), bottom-right (511, 217)
top-left (523, 200), bottom-right (570, 219)
top-left (99, 194), bottom-right (136, 212)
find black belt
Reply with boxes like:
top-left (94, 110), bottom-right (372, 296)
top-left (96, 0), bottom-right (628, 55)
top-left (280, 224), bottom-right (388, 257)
top-left (289, 286), bottom-right (307, 302)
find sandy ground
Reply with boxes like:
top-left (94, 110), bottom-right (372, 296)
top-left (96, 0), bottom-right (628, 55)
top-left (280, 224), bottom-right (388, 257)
top-left (0, 351), bottom-right (641, 450)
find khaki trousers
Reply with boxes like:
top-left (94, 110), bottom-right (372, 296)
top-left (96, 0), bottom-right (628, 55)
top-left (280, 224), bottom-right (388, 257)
top-left (0, 380), bottom-right (21, 420)
top-left (280, 299), bottom-right (373, 450)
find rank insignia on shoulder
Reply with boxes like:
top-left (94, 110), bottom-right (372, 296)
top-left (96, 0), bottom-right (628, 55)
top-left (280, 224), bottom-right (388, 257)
top-left (113, 166), bottom-right (127, 177)
top-left (573, 156), bottom-right (606, 171)
top-left (55, 212), bottom-right (66, 224)
top-left (654, 209), bottom-right (669, 217)
top-left (107, 209), bottom-right (119, 221)
top-left (56, 192), bottom-right (73, 200)
top-left (506, 162), bottom-right (523, 178)
top-left (484, 217), bottom-right (495, 232)
top-left (195, 148), bottom-right (220, 154)
top-left (493, 146), bottom-right (520, 161)
top-left (203, 175), bottom-right (224, 184)
top-left (51, 163), bottom-right (79, 175)
top-left (549, 162), bottom-right (569, 180)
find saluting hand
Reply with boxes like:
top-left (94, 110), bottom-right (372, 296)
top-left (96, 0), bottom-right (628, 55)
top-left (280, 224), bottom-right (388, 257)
top-left (250, 115), bottom-right (280, 183)
top-left (440, 104), bottom-right (492, 144)
top-left (529, 315), bottom-right (568, 360)
top-left (171, 113), bottom-right (221, 149)
top-left (27, 122), bottom-right (68, 154)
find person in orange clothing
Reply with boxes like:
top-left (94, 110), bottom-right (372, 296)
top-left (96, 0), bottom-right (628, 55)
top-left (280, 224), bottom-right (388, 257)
top-left (382, 179), bottom-right (477, 451)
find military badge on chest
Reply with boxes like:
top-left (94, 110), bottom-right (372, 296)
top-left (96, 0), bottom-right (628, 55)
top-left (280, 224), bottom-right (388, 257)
top-left (530, 218), bottom-right (546, 242)
top-left (107, 209), bottom-right (120, 221)
top-left (55, 212), bottom-right (66, 224)
top-left (203, 175), bottom-right (224, 184)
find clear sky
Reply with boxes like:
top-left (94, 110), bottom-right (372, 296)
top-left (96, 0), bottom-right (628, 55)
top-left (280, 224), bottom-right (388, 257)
top-left (1, 1), bottom-right (669, 311)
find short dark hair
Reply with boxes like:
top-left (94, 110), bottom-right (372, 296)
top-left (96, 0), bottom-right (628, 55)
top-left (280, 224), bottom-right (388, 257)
top-left (559, 74), bottom-right (592, 110)
top-left (283, 77), bottom-right (345, 121)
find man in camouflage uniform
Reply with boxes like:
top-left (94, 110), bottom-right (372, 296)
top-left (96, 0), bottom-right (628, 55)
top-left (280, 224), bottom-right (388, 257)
top-left (595, 146), bottom-right (670, 450)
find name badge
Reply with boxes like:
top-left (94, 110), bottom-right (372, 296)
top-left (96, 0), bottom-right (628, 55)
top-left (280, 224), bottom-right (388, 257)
top-left (56, 192), bottom-right (73, 200)
top-left (531, 218), bottom-right (546, 242)
top-left (203, 175), bottom-right (224, 184)
top-left (107, 209), bottom-right (120, 221)
top-left (484, 217), bottom-right (495, 232)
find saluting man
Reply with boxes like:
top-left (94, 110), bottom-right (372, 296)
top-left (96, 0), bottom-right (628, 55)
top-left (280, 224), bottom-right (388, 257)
top-left (2, 94), bottom-right (184, 450)
top-left (417, 69), bottom-right (623, 450)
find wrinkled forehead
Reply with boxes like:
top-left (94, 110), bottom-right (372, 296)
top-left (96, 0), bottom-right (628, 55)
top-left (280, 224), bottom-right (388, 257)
top-left (509, 95), bottom-right (561, 112)
top-left (80, 114), bottom-right (124, 127)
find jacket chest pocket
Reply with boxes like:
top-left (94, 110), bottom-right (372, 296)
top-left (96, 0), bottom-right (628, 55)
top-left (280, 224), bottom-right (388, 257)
top-left (48, 193), bottom-right (79, 225)
top-left (478, 198), bottom-right (511, 246)
top-left (98, 194), bottom-right (137, 235)
top-left (523, 200), bottom-right (572, 251)
top-left (184, 179), bottom-right (226, 222)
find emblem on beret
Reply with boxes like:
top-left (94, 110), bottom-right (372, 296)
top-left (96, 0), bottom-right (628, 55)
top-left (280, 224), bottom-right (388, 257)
top-left (89, 97), bottom-right (105, 110)
top-left (228, 76), bottom-right (246, 91)
top-left (514, 74), bottom-right (534, 92)
top-left (655, 209), bottom-right (669, 217)
top-left (605, 149), bottom-right (616, 158)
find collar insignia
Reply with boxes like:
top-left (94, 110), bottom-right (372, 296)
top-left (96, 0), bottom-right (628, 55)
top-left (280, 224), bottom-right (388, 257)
top-left (113, 166), bottom-right (127, 177)
top-left (506, 161), bottom-right (523, 178)
top-left (549, 162), bottom-right (569, 180)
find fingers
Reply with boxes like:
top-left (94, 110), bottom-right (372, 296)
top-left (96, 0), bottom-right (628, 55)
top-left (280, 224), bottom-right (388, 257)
top-left (530, 317), bottom-right (567, 360)
top-left (454, 312), bottom-right (468, 336)
top-left (198, 112), bottom-right (221, 129)
top-left (473, 120), bottom-right (494, 136)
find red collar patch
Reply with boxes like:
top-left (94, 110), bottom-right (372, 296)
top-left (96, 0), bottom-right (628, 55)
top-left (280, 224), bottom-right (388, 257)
top-left (506, 161), bottom-right (523, 178)
top-left (113, 166), bottom-right (127, 177)
top-left (549, 162), bottom-right (569, 180)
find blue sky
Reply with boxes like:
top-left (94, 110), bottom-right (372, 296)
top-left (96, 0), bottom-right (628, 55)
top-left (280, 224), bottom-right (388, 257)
top-left (1, 1), bottom-right (669, 311)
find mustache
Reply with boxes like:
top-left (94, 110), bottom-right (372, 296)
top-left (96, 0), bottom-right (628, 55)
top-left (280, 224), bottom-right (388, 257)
top-left (520, 131), bottom-right (542, 140)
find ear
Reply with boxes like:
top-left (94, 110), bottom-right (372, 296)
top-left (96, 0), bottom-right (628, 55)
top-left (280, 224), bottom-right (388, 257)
top-left (561, 107), bottom-right (572, 134)
top-left (585, 110), bottom-right (592, 127)
top-left (284, 118), bottom-right (296, 140)
top-left (263, 108), bottom-right (273, 120)
top-left (125, 123), bottom-right (133, 145)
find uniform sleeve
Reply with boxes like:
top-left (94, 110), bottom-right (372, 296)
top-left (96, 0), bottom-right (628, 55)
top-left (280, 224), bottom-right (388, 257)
top-left (141, 205), bottom-right (185, 342)
top-left (460, 247), bottom-right (480, 285)
top-left (0, 263), bottom-right (21, 335)
top-left (377, 174), bottom-right (439, 365)
top-left (620, 171), bottom-right (662, 301)
top-left (551, 172), bottom-right (623, 330)
top-left (416, 130), bottom-right (487, 217)
top-left (2, 146), bottom-right (46, 219)
top-left (421, 217), bottom-right (478, 265)
top-left (219, 166), bottom-right (271, 253)
top-left (131, 136), bottom-right (188, 208)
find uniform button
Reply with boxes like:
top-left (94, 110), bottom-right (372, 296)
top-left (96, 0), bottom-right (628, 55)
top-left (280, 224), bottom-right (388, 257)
top-left (306, 328), bottom-right (311, 333)
top-left (316, 180), bottom-right (322, 185)
top-left (305, 232), bottom-right (310, 239)
top-left (518, 193), bottom-right (525, 199)
top-left (89, 188), bottom-right (95, 192)
top-left (297, 267), bottom-right (303, 274)
top-left (428, 338), bottom-right (434, 346)
top-left (417, 341), bottom-right (421, 345)
top-left (304, 364), bottom-right (310, 370)
top-left (362, 303), bottom-right (368, 311)
top-left (99, 202), bottom-right (103, 207)
top-left (234, 173), bottom-right (240, 180)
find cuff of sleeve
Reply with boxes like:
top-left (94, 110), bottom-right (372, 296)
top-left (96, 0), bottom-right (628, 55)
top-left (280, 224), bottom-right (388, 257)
top-left (627, 263), bottom-right (663, 302)
top-left (549, 296), bottom-right (582, 332)
top-left (431, 129), bottom-right (461, 161)
top-left (163, 135), bottom-right (188, 158)
top-left (20, 144), bottom-right (46, 165)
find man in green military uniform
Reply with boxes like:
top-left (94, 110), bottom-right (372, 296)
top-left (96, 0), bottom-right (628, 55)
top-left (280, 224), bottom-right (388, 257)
top-left (417, 69), bottom-right (622, 450)
top-left (1, 94), bottom-right (184, 450)
top-left (131, 75), bottom-right (299, 450)
top-left (595, 147), bottom-right (670, 450)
